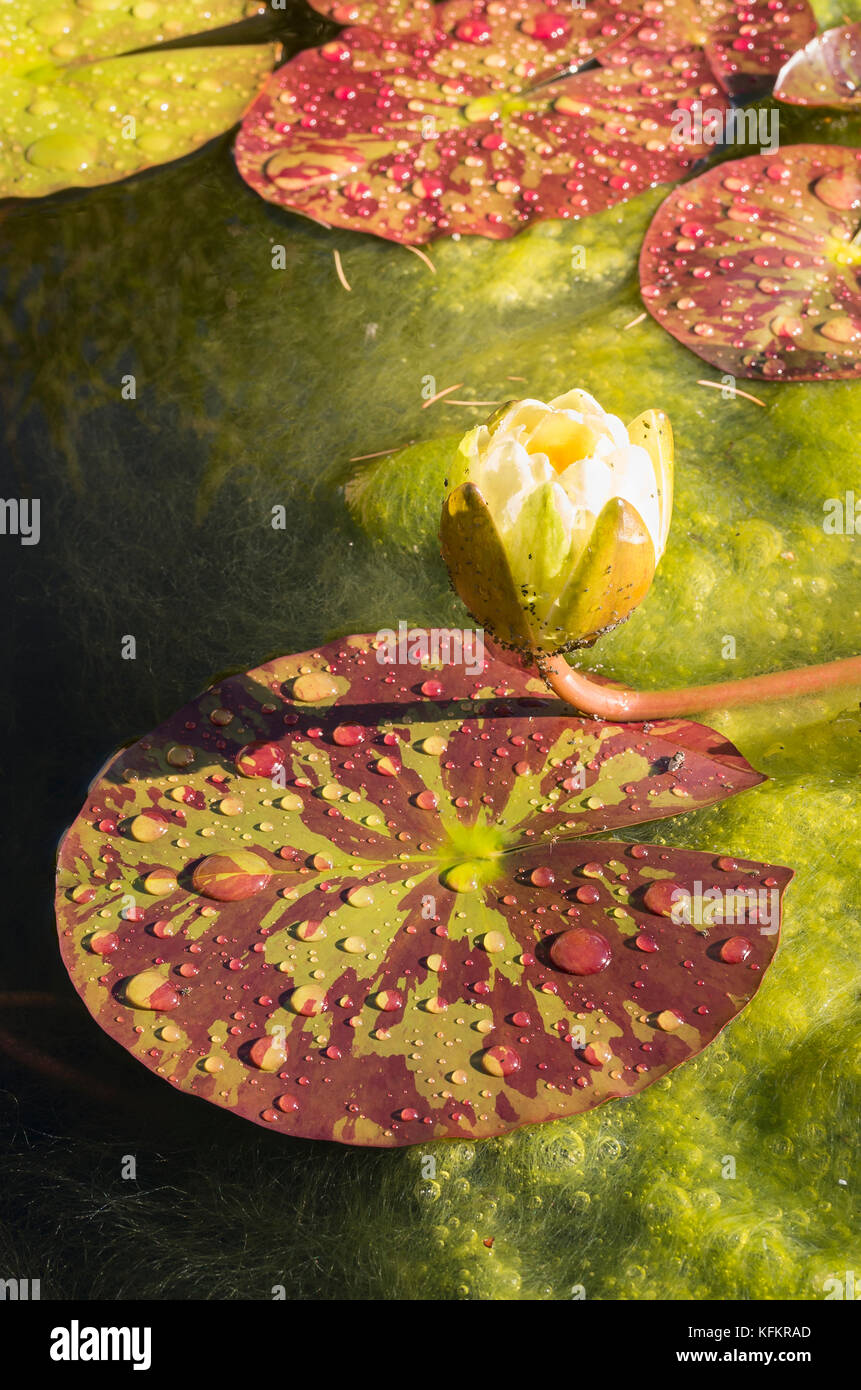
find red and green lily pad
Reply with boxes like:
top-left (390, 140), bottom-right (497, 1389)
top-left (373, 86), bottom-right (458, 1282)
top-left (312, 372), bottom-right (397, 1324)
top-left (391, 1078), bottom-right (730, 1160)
top-left (56, 634), bottom-right (792, 1146)
top-left (639, 144), bottom-right (861, 382)
top-left (234, 1), bottom-right (728, 244)
top-left (774, 23), bottom-right (861, 108)
top-left (0, 1), bottom-right (277, 198)
top-left (307, 0), bottom-right (639, 49)
top-left (602, 0), bottom-right (816, 100)
top-left (306, 0), bottom-right (446, 33)
top-left (309, 0), bottom-right (816, 101)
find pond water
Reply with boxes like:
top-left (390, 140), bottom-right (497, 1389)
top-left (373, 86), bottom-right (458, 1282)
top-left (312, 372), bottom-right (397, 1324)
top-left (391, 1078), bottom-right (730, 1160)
top-left (1, 0), bottom-right (858, 1299)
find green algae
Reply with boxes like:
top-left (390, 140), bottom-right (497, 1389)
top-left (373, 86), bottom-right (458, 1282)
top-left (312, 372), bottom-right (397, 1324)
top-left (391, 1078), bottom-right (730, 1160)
top-left (1, 0), bottom-right (859, 1302)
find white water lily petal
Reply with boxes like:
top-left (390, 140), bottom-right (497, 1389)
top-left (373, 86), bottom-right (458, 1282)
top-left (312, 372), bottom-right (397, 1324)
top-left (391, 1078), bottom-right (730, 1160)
top-left (593, 411), bottom-right (630, 450)
top-left (495, 398), bottom-right (554, 443)
top-left (460, 424), bottom-right (488, 463)
top-left (476, 438), bottom-right (552, 531)
top-left (557, 444), bottom-right (663, 557)
top-left (549, 387), bottom-right (603, 413)
top-left (556, 456), bottom-right (614, 529)
top-left (601, 443), bottom-right (664, 557)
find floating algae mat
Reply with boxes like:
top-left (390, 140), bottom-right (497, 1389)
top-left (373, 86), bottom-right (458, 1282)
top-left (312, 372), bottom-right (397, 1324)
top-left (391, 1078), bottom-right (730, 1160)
top-left (3, 0), bottom-right (860, 1302)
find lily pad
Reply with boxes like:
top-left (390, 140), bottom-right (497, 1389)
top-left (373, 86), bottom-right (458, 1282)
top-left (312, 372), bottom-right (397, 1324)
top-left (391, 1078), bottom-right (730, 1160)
top-left (306, 0), bottom-right (439, 32)
top-left (639, 144), bottom-right (861, 382)
top-left (234, 5), bottom-right (728, 244)
top-left (56, 635), bottom-right (791, 1146)
top-left (774, 22), bottom-right (861, 107)
top-left (603, 0), bottom-right (817, 100)
top-left (307, 0), bottom-right (638, 49)
top-left (0, 0), bottom-right (277, 198)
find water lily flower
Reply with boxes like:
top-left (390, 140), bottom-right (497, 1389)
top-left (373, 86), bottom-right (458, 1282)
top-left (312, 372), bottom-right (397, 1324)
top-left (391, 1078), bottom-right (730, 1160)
top-left (439, 388), bottom-right (674, 658)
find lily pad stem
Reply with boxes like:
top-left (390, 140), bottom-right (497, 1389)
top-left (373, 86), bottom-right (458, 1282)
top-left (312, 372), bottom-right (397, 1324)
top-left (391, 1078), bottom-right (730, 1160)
top-left (542, 653), bottom-right (861, 719)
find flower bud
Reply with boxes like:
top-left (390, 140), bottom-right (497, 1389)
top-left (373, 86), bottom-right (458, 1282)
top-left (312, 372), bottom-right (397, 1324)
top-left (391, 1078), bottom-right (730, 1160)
top-left (439, 388), bottom-right (673, 657)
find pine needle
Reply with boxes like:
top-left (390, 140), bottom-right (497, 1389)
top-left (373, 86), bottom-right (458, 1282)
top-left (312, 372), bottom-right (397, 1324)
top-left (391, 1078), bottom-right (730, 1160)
top-left (348, 444), bottom-right (413, 462)
top-left (421, 382), bottom-right (464, 408)
top-left (405, 245), bottom-right (436, 273)
top-left (695, 378), bottom-right (766, 407)
top-left (333, 249), bottom-right (351, 292)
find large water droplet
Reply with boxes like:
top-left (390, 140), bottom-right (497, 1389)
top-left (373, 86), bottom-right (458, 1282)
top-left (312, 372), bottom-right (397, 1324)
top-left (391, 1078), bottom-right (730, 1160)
top-left (125, 970), bottom-right (179, 1011)
top-left (289, 984), bottom-right (326, 1016)
top-left (248, 1035), bottom-right (288, 1072)
top-left (642, 879), bottom-right (684, 918)
top-left (192, 851), bottom-right (272, 901)
top-left (550, 928), bottom-right (612, 976)
top-left (481, 1044), bottom-right (521, 1077)
top-left (719, 935), bottom-right (753, 963)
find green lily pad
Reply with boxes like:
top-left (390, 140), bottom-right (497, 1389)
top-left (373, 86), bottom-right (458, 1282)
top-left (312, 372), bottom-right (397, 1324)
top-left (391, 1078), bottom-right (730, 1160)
top-left (56, 635), bottom-right (791, 1146)
top-left (0, 0), bottom-right (278, 198)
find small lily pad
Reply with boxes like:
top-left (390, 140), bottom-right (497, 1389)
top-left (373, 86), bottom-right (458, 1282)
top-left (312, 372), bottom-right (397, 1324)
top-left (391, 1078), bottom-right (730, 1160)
top-left (774, 23), bottom-right (861, 108)
top-left (639, 144), bottom-right (861, 382)
top-left (603, 0), bottom-right (816, 100)
top-left (0, 1), bottom-right (277, 198)
top-left (234, 6), bottom-right (728, 244)
top-left (56, 635), bottom-right (792, 1146)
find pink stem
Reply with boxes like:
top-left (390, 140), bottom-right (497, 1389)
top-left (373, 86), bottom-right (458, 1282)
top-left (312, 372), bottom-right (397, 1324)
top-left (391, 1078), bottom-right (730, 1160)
top-left (542, 653), bottom-right (861, 720)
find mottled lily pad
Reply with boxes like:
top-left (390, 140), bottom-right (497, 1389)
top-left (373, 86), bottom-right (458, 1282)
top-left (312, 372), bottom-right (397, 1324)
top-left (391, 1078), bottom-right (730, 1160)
top-left (234, 3), bottom-right (727, 244)
top-left (0, 1), bottom-right (277, 198)
top-left (307, 0), bottom-right (637, 48)
top-left (306, 0), bottom-right (439, 33)
top-left (603, 0), bottom-right (817, 100)
top-left (56, 635), bottom-right (791, 1146)
top-left (774, 23), bottom-right (861, 108)
top-left (639, 144), bottom-right (861, 382)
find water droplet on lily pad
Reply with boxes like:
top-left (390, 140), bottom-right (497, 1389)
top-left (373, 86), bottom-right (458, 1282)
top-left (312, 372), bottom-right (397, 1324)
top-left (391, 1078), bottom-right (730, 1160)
top-left (125, 970), bottom-right (180, 1011)
top-left (289, 985), bottom-right (327, 1016)
top-left (550, 928), bottom-right (612, 976)
top-left (442, 862), bottom-right (480, 893)
top-left (720, 936), bottom-right (754, 963)
top-left (481, 1045), bottom-right (521, 1077)
top-left (192, 851), bottom-right (272, 901)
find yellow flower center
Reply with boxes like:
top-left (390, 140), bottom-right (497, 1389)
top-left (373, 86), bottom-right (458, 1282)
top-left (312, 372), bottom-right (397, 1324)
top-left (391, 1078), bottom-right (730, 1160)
top-left (825, 234), bottom-right (861, 269)
top-left (525, 413), bottom-right (602, 472)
